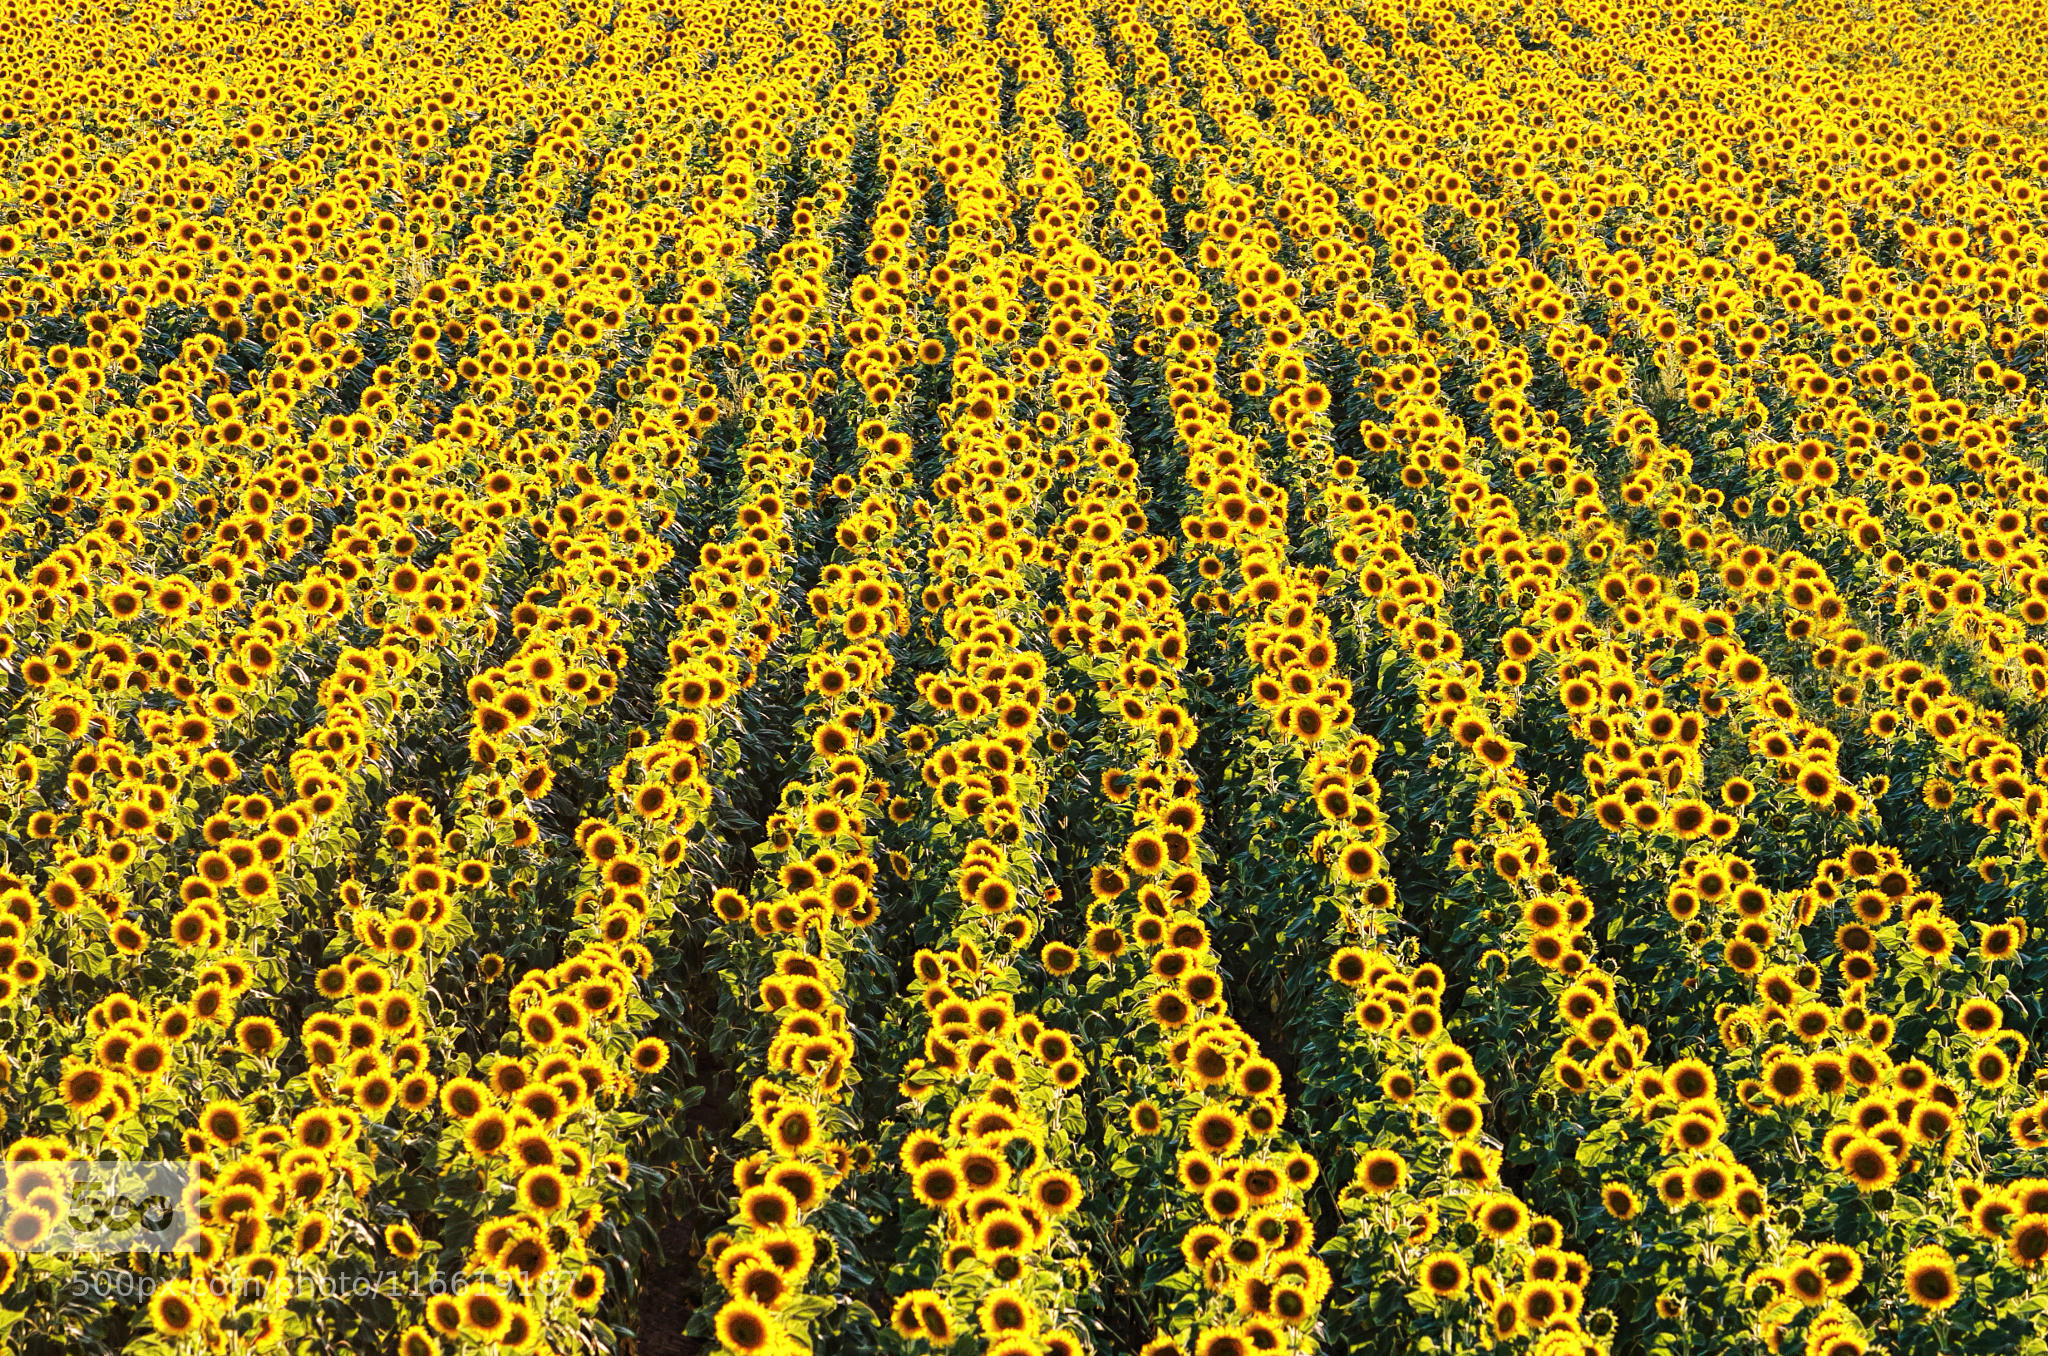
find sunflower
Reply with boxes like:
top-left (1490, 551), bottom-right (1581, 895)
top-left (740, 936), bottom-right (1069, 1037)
top-left (1979, 920), bottom-right (2024, 961)
top-left (1901, 1245), bottom-right (1960, 1310)
top-left (1972, 1045), bottom-right (2012, 1088)
top-left (1181, 1223), bottom-right (1229, 1276)
top-left (59, 1065), bottom-right (111, 1116)
top-left (1602, 1182), bottom-right (1640, 1220)
top-left (516, 1165), bottom-right (569, 1215)
top-left (1837, 1137), bottom-right (1897, 1191)
top-left (379, 1220), bottom-right (424, 1261)
top-left (457, 1286), bottom-right (512, 1341)
top-left (768, 1103), bottom-right (818, 1155)
top-left (149, 1282), bottom-right (206, 1337)
top-left (1517, 1279), bottom-right (1564, 1328)
top-left (631, 1038), bottom-right (670, 1075)
top-left (715, 1297), bottom-right (779, 1353)
top-left (198, 1099), bottom-right (248, 1147)
top-left (563, 1264), bottom-right (605, 1309)
top-left (977, 1286), bottom-right (1037, 1338)
top-left (1328, 947), bottom-right (1373, 987)
top-left (462, 1111), bottom-right (512, 1158)
top-left (439, 1078), bottom-right (488, 1121)
top-left (1668, 799), bottom-right (1710, 838)
top-left (1194, 1327), bottom-right (1250, 1356)
top-left (1473, 1194), bottom-right (1525, 1240)
top-left (1684, 1159), bottom-right (1732, 1206)
top-left (1032, 1169), bottom-right (1082, 1216)
top-left (2, 1203), bottom-right (53, 1250)
top-left (2008, 1214), bottom-right (2048, 1268)
top-left (1189, 1106), bottom-right (1245, 1157)
top-left (973, 1207), bottom-right (1033, 1261)
top-left (911, 1156), bottom-right (963, 1209)
top-left (1124, 831), bottom-right (1167, 876)
top-left (1436, 1099), bottom-right (1483, 1140)
top-left (1203, 1176), bottom-right (1247, 1221)
top-left (1909, 916), bottom-right (1955, 963)
top-left (1330, 837), bottom-right (1383, 884)
top-left (1761, 1053), bottom-right (1811, 1104)
top-left (1238, 1058), bottom-right (1281, 1099)
top-left (1419, 1251), bottom-right (1469, 1298)
top-left (892, 1290), bottom-right (942, 1341)
top-left (517, 1083), bottom-right (567, 1125)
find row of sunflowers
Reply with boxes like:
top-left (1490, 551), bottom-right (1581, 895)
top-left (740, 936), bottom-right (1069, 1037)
top-left (1, 0), bottom-right (2046, 1353)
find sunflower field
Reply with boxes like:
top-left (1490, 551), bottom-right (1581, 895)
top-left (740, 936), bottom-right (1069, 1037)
top-left (0, 0), bottom-right (2046, 1353)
